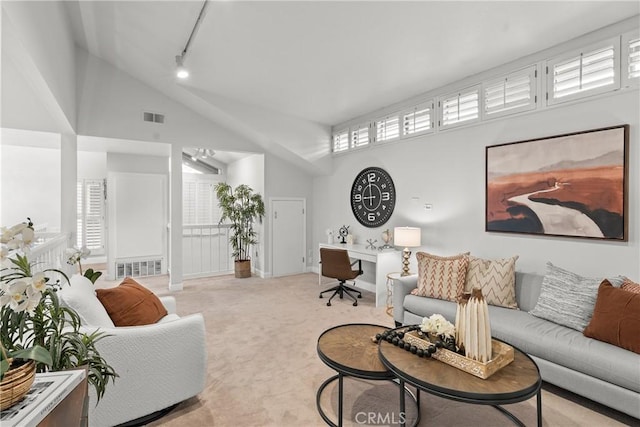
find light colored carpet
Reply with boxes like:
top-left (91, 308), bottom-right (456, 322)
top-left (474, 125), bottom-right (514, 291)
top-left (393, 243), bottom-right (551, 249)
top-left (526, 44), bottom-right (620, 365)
top-left (96, 273), bottom-right (636, 427)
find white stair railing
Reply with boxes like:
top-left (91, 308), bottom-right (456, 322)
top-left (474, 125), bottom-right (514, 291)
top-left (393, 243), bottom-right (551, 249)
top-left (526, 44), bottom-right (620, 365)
top-left (28, 232), bottom-right (74, 282)
top-left (182, 224), bottom-right (233, 278)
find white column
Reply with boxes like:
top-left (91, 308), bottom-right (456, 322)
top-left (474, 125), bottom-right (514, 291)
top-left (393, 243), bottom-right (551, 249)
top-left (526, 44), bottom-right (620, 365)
top-left (60, 133), bottom-right (77, 245)
top-left (169, 144), bottom-right (183, 291)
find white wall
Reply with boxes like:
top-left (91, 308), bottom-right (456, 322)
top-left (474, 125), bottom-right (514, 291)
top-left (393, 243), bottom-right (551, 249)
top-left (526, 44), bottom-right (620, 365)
top-left (105, 154), bottom-right (169, 279)
top-left (2, 1), bottom-right (77, 132)
top-left (312, 89), bottom-right (639, 280)
top-left (264, 153), bottom-right (314, 270)
top-left (0, 141), bottom-right (61, 231)
top-left (78, 151), bottom-right (107, 180)
top-left (75, 49), bottom-right (260, 154)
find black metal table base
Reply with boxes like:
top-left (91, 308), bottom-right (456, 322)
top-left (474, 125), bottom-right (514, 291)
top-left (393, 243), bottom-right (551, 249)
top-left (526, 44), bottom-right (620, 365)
top-left (317, 373), bottom-right (420, 427)
top-left (397, 379), bottom-right (542, 427)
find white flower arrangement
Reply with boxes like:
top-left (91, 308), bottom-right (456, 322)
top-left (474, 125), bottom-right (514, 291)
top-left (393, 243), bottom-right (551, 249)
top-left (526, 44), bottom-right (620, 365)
top-left (65, 246), bottom-right (91, 275)
top-left (325, 228), bottom-right (333, 236)
top-left (0, 219), bottom-right (35, 268)
top-left (420, 313), bottom-right (456, 339)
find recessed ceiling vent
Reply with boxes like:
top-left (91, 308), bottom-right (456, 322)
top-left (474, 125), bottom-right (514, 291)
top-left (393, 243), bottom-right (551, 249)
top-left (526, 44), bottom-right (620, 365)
top-left (143, 111), bottom-right (165, 124)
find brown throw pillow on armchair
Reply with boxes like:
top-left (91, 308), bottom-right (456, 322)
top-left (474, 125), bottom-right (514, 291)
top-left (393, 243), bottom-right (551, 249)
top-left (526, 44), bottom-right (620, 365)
top-left (583, 280), bottom-right (640, 354)
top-left (96, 277), bottom-right (168, 326)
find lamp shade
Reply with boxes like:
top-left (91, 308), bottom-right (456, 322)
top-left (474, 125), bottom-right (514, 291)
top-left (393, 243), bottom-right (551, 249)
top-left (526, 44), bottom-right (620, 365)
top-left (394, 227), bottom-right (421, 248)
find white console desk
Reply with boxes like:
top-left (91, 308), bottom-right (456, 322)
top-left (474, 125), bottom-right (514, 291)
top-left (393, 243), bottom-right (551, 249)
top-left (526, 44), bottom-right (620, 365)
top-left (318, 243), bottom-right (400, 308)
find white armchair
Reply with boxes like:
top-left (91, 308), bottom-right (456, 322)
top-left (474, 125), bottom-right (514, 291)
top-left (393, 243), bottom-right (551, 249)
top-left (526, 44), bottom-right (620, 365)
top-left (58, 277), bottom-right (207, 427)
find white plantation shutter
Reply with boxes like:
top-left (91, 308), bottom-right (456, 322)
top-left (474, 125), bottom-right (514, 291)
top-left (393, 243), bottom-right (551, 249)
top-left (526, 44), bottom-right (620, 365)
top-left (76, 181), bottom-right (83, 248)
top-left (484, 66), bottom-right (536, 117)
top-left (403, 102), bottom-right (433, 136)
top-left (548, 39), bottom-right (619, 104)
top-left (440, 86), bottom-right (479, 128)
top-left (183, 180), bottom-right (197, 224)
top-left (375, 115), bottom-right (400, 142)
top-left (351, 123), bottom-right (371, 147)
top-left (626, 35), bottom-right (640, 82)
top-left (197, 182), bottom-right (215, 224)
top-left (332, 130), bottom-right (349, 152)
top-left (182, 176), bottom-right (221, 225)
top-left (76, 179), bottom-right (105, 254)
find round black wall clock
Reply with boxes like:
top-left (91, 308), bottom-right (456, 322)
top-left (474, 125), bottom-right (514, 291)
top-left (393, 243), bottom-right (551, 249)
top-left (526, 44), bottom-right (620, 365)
top-left (350, 167), bottom-right (396, 228)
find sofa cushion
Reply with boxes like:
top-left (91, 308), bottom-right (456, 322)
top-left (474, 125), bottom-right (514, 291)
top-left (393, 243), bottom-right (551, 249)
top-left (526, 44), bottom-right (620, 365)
top-left (96, 277), bottom-right (168, 326)
top-left (58, 274), bottom-right (115, 328)
top-left (583, 280), bottom-right (640, 354)
top-left (529, 262), bottom-right (624, 331)
top-left (488, 306), bottom-right (640, 394)
top-left (415, 252), bottom-right (469, 302)
top-left (465, 255), bottom-right (518, 309)
top-left (621, 278), bottom-right (640, 294)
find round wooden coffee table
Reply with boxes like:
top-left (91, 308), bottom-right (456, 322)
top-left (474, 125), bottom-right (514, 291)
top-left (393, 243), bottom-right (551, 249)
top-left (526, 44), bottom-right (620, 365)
top-left (378, 325), bottom-right (542, 427)
top-left (316, 323), bottom-right (419, 427)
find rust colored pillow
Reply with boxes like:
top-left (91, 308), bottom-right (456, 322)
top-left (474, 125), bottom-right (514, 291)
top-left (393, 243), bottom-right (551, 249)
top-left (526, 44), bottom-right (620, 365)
top-left (96, 277), bottom-right (167, 326)
top-left (583, 280), bottom-right (640, 354)
top-left (621, 278), bottom-right (640, 294)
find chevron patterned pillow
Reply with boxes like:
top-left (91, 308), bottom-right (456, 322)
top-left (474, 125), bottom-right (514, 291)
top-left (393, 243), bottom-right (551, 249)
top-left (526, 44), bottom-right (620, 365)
top-left (621, 278), bottom-right (640, 294)
top-left (415, 252), bottom-right (470, 302)
top-left (465, 255), bottom-right (519, 309)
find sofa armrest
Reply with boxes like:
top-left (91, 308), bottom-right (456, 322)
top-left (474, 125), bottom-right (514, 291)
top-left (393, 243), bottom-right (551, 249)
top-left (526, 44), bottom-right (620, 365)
top-left (159, 296), bottom-right (177, 314)
top-left (80, 313), bottom-right (207, 426)
top-left (393, 275), bottom-right (418, 325)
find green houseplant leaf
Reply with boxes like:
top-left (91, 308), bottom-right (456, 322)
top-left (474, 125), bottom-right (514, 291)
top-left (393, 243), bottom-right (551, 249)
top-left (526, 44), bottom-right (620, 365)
top-left (215, 183), bottom-right (265, 262)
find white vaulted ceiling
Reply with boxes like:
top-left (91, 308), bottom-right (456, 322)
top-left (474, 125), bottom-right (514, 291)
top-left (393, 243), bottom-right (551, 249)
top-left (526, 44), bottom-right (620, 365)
top-left (15, 1), bottom-right (640, 170)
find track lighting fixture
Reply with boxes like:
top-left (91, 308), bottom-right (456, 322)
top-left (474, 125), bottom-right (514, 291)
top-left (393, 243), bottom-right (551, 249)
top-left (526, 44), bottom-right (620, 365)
top-left (191, 148), bottom-right (215, 160)
top-left (175, 0), bottom-right (209, 80)
top-left (175, 55), bottom-right (189, 79)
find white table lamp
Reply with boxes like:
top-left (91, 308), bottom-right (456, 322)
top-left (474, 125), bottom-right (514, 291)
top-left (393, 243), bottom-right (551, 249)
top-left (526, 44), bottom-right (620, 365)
top-left (394, 227), bottom-right (421, 276)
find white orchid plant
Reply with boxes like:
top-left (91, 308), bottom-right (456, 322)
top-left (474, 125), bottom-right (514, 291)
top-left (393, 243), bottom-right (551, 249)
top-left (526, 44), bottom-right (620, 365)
top-left (420, 313), bottom-right (456, 339)
top-left (0, 218), bottom-right (116, 399)
top-left (0, 218), bottom-right (54, 377)
top-left (64, 246), bottom-right (101, 283)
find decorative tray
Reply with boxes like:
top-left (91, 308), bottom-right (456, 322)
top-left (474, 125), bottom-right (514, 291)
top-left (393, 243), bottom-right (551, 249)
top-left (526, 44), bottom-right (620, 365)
top-left (403, 331), bottom-right (514, 379)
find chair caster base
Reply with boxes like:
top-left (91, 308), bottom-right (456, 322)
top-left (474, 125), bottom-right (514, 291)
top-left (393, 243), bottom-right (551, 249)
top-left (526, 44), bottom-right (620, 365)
top-left (327, 302), bottom-right (331, 306)
top-left (353, 302), bottom-right (358, 306)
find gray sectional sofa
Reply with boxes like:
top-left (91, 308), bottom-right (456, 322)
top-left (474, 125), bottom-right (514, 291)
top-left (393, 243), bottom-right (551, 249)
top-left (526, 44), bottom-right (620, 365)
top-left (392, 271), bottom-right (640, 419)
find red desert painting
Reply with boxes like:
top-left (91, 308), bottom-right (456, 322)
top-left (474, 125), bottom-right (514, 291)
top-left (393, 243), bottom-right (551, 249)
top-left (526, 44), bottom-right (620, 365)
top-left (486, 125), bottom-right (627, 240)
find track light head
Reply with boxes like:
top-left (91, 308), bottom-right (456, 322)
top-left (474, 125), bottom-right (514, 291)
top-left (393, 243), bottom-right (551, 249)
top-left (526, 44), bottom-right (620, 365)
top-left (175, 55), bottom-right (189, 79)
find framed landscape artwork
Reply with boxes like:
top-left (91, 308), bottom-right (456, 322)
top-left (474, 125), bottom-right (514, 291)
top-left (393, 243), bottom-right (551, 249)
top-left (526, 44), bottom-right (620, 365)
top-left (486, 125), bottom-right (628, 241)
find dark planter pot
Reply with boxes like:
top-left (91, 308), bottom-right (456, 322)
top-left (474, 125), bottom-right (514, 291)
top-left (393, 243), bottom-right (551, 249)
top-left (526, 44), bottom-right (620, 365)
top-left (235, 260), bottom-right (251, 278)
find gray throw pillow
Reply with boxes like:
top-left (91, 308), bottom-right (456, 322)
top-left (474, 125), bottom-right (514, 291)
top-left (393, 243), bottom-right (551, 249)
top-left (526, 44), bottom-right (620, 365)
top-left (529, 262), bottom-right (624, 331)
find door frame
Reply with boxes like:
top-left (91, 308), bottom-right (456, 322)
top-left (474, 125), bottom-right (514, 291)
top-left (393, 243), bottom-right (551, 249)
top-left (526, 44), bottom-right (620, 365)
top-left (269, 197), bottom-right (306, 277)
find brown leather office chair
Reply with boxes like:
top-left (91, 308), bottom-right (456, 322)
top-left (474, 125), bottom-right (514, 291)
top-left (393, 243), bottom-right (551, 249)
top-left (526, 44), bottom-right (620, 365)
top-left (319, 248), bottom-right (363, 306)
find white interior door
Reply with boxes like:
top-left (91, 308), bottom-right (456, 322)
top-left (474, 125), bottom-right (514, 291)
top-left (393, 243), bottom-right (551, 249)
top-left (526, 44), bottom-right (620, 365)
top-left (271, 198), bottom-right (305, 277)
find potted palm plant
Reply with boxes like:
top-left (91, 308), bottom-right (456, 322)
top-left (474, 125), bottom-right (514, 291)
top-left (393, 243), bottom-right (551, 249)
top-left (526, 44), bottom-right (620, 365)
top-left (215, 183), bottom-right (265, 278)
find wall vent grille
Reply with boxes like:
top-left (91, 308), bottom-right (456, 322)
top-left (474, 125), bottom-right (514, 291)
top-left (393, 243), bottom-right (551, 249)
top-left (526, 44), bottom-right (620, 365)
top-left (115, 258), bottom-right (162, 279)
top-left (143, 112), bottom-right (165, 124)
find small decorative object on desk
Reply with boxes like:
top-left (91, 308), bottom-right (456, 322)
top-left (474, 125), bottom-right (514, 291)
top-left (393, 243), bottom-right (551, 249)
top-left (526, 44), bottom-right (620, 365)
top-left (378, 229), bottom-right (393, 250)
top-left (325, 228), bottom-right (334, 244)
top-left (366, 239), bottom-right (377, 250)
top-left (338, 225), bottom-right (349, 244)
